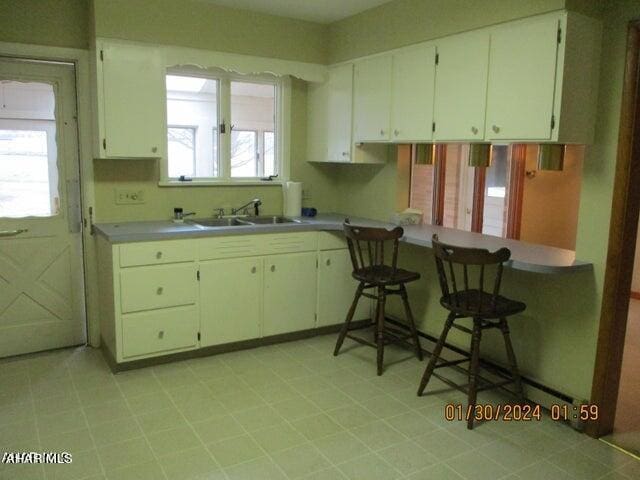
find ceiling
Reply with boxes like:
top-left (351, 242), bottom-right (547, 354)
top-left (201, 0), bottom-right (393, 24)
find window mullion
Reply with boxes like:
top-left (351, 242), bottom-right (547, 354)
top-left (219, 77), bottom-right (232, 181)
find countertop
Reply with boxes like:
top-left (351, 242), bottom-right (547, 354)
top-left (94, 213), bottom-right (592, 274)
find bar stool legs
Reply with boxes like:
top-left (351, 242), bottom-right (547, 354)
top-left (400, 284), bottom-right (423, 361)
top-left (376, 286), bottom-right (386, 375)
top-left (334, 284), bottom-right (364, 357)
top-left (499, 318), bottom-right (525, 402)
top-left (467, 318), bottom-right (482, 429)
top-left (417, 312), bottom-right (455, 396)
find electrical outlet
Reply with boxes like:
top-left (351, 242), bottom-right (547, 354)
top-left (115, 188), bottom-right (146, 205)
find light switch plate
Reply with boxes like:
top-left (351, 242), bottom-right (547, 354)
top-left (115, 188), bottom-right (146, 205)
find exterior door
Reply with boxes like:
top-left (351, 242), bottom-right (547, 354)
top-left (0, 58), bottom-right (86, 357)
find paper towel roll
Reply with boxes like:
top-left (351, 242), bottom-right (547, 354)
top-left (283, 181), bottom-right (302, 217)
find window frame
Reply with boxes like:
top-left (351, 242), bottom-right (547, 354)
top-left (160, 68), bottom-right (290, 186)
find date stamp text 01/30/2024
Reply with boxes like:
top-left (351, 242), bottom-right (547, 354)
top-left (444, 403), bottom-right (600, 423)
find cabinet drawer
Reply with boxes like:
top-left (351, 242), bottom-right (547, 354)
top-left (318, 232), bottom-right (348, 250)
top-left (198, 235), bottom-right (260, 261)
top-left (122, 306), bottom-right (198, 358)
top-left (120, 264), bottom-right (197, 313)
top-left (119, 240), bottom-right (195, 267)
top-left (261, 232), bottom-right (318, 255)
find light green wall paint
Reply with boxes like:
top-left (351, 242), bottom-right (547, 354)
top-left (0, 0), bottom-right (89, 49)
top-left (328, 0), bottom-right (573, 63)
top-left (94, 78), bottom-right (340, 222)
top-left (92, 0), bottom-right (328, 64)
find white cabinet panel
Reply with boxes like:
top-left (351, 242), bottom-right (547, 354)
top-left (98, 41), bottom-right (165, 158)
top-left (353, 55), bottom-right (392, 142)
top-left (434, 30), bottom-right (490, 141)
top-left (120, 264), bottom-right (197, 313)
top-left (391, 45), bottom-right (436, 142)
top-left (263, 252), bottom-right (317, 336)
top-left (485, 15), bottom-right (560, 141)
top-left (317, 249), bottom-right (370, 327)
top-left (199, 257), bottom-right (262, 346)
top-left (327, 64), bottom-right (354, 162)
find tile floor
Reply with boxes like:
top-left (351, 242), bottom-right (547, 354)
top-left (1, 334), bottom-right (639, 480)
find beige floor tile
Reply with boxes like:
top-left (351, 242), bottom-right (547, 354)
top-left (272, 396), bottom-right (322, 421)
top-left (252, 380), bottom-right (299, 403)
top-left (358, 394), bottom-right (412, 419)
top-left (105, 460), bottom-right (167, 480)
top-left (291, 413), bottom-right (344, 440)
top-left (232, 405), bottom-right (285, 432)
top-left (513, 460), bottom-right (578, 480)
top-left (33, 393), bottom-right (80, 417)
top-left (326, 404), bottom-right (378, 429)
top-left (36, 410), bottom-right (87, 438)
top-left (547, 449), bottom-right (612, 480)
top-left (204, 376), bottom-right (250, 397)
top-left (477, 435), bottom-right (542, 471)
top-left (350, 420), bottom-right (406, 451)
top-left (76, 385), bottom-right (124, 407)
top-left (0, 463), bottom-right (46, 480)
top-left (136, 407), bottom-right (186, 435)
top-left (176, 397), bottom-right (229, 424)
top-left (337, 452), bottom-right (402, 480)
top-left (154, 368), bottom-right (199, 390)
top-left (159, 445), bottom-right (222, 480)
top-left (305, 386), bottom-right (355, 411)
top-left (207, 433), bottom-right (265, 467)
top-left (0, 401), bottom-right (35, 426)
top-left (376, 439), bottom-right (438, 476)
top-left (125, 391), bottom-right (174, 416)
top-left (146, 425), bottom-right (201, 456)
top-left (115, 375), bottom-right (164, 399)
top-left (413, 428), bottom-right (473, 461)
top-left (406, 463), bottom-right (465, 480)
top-left (250, 423), bottom-right (308, 454)
top-left (43, 448), bottom-right (103, 480)
top-left (216, 389), bottom-right (266, 414)
top-left (89, 417), bottom-right (144, 447)
top-left (312, 431), bottom-right (371, 465)
top-left (97, 436), bottom-right (155, 472)
top-left (224, 456), bottom-right (287, 480)
top-left (83, 399), bottom-right (132, 426)
top-left (300, 466), bottom-right (348, 479)
top-left (271, 443), bottom-right (331, 479)
top-left (39, 427), bottom-right (94, 453)
top-left (287, 375), bottom-right (332, 396)
top-left (446, 450), bottom-right (510, 480)
top-left (191, 415), bottom-right (245, 444)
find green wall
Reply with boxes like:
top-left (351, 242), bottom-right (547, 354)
top-left (92, 0), bottom-right (328, 64)
top-left (0, 0), bottom-right (89, 49)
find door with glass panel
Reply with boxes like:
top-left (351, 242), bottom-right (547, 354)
top-left (0, 58), bottom-right (85, 357)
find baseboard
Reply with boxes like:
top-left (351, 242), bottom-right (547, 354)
top-left (102, 319), bottom-right (370, 373)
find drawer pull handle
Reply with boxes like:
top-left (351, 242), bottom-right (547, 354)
top-left (270, 265), bottom-right (276, 272)
top-left (158, 330), bottom-right (164, 339)
top-left (156, 251), bottom-right (163, 259)
top-left (157, 287), bottom-right (164, 295)
top-left (251, 266), bottom-right (257, 274)
top-left (326, 259), bottom-right (331, 266)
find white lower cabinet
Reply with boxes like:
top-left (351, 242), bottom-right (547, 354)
top-left (263, 252), bottom-right (318, 336)
top-left (199, 257), bottom-right (262, 347)
top-left (317, 249), bottom-right (370, 327)
top-left (97, 232), bottom-right (370, 365)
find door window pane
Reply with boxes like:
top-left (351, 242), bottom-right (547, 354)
top-left (482, 145), bottom-right (508, 237)
top-left (0, 80), bottom-right (58, 218)
top-left (231, 81), bottom-right (275, 178)
top-left (167, 127), bottom-right (196, 178)
top-left (231, 130), bottom-right (257, 177)
top-left (166, 74), bottom-right (218, 178)
top-left (442, 145), bottom-right (474, 230)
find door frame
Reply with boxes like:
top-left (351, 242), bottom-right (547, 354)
top-left (588, 19), bottom-right (640, 438)
top-left (0, 41), bottom-right (98, 347)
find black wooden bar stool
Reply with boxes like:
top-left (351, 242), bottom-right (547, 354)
top-left (417, 234), bottom-right (525, 429)
top-left (333, 221), bottom-right (423, 375)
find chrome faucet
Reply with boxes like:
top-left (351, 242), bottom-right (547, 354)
top-left (231, 198), bottom-right (262, 216)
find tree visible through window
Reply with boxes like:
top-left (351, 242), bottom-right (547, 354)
top-left (167, 127), bottom-right (196, 178)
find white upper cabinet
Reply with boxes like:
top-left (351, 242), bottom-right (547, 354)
top-left (391, 44), bottom-right (436, 142)
top-left (94, 41), bottom-right (165, 159)
top-left (327, 64), bottom-right (354, 162)
top-left (433, 30), bottom-right (490, 142)
top-left (353, 55), bottom-right (392, 142)
top-left (485, 15), bottom-right (560, 141)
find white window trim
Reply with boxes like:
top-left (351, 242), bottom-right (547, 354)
top-left (159, 68), bottom-right (290, 187)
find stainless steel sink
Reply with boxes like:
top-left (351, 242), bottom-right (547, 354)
top-left (243, 216), bottom-right (302, 224)
top-left (187, 215), bottom-right (302, 228)
top-left (187, 217), bottom-right (253, 228)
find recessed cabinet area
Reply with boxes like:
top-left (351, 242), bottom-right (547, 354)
top-left (97, 232), bottom-right (369, 365)
top-left (307, 10), bottom-right (600, 164)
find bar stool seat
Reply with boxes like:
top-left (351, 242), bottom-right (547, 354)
top-left (442, 290), bottom-right (526, 318)
top-left (353, 266), bottom-right (421, 285)
top-left (333, 220), bottom-right (423, 375)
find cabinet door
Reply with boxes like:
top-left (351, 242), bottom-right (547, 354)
top-left (327, 64), bottom-right (354, 162)
top-left (317, 250), bottom-right (370, 328)
top-left (100, 42), bottom-right (165, 158)
top-left (485, 15), bottom-right (560, 141)
top-left (434, 31), bottom-right (490, 141)
top-left (391, 45), bottom-right (436, 142)
top-left (353, 55), bottom-right (392, 142)
top-left (263, 252), bottom-right (317, 336)
top-left (199, 258), bottom-right (262, 346)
